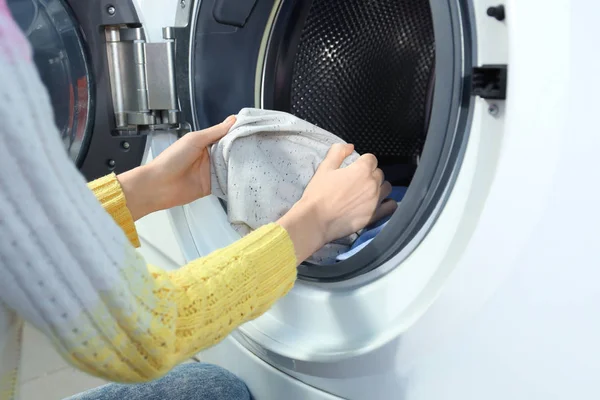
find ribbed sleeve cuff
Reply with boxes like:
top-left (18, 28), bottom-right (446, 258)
top-left (88, 173), bottom-right (140, 247)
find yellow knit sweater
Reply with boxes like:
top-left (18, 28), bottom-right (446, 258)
top-left (82, 174), bottom-right (297, 382)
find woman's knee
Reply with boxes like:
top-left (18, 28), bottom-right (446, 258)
top-left (68, 362), bottom-right (251, 400)
top-left (172, 363), bottom-right (251, 400)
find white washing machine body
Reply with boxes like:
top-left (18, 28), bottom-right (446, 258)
top-left (14, 0), bottom-right (600, 398)
top-left (149, 1), bottom-right (600, 399)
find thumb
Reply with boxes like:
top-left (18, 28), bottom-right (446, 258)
top-left (188, 115), bottom-right (236, 148)
top-left (318, 143), bottom-right (355, 171)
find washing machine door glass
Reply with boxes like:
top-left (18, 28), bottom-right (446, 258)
top-left (8, 0), bottom-right (94, 166)
top-left (184, 0), bottom-right (472, 281)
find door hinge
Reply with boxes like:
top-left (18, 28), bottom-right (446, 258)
top-left (472, 64), bottom-right (507, 100)
top-left (105, 25), bottom-right (184, 134)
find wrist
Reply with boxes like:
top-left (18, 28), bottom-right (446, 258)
top-left (117, 165), bottom-right (161, 221)
top-left (277, 199), bottom-right (327, 264)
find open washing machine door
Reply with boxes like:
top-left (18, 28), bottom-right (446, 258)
top-left (7, 0), bottom-right (191, 268)
top-left (7, 0), bottom-right (188, 182)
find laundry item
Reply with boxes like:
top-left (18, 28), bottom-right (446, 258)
top-left (336, 186), bottom-right (408, 261)
top-left (210, 108), bottom-right (360, 264)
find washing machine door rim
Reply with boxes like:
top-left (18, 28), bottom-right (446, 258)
top-left (179, 0), bottom-right (491, 364)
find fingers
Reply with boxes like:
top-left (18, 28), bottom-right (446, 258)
top-left (371, 198), bottom-right (398, 223)
top-left (372, 180), bottom-right (395, 224)
top-left (197, 115), bottom-right (237, 145)
top-left (319, 143), bottom-right (355, 171)
top-left (185, 115), bottom-right (237, 150)
top-left (350, 153), bottom-right (378, 172)
top-left (373, 168), bottom-right (385, 186)
top-left (378, 180), bottom-right (392, 203)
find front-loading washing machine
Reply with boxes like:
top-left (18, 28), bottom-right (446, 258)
top-left (8, 0), bottom-right (600, 398)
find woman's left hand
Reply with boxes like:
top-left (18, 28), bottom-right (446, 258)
top-left (118, 116), bottom-right (236, 220)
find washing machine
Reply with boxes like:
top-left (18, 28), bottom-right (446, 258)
top-left (8, 0), bottom-right (600, 398)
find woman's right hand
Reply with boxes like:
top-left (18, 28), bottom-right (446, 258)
top-left (277, 143), bottom-right (397, 263)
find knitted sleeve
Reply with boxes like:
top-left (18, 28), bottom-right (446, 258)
top-left (87, 174), bottom-right (141, 248)
top-left (0, 9), bottom-right (297, 383)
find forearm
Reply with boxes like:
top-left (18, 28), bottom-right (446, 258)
top-left (66, 225), bottom-right (295, 383)
top-left (114, 166), bottom-right (161, 221)
top-left (85, 174), bottom-right (302, 379)
top-left (2, 98), bottom-right (295, 385)
top-left (149, 224), bottom-right (296, 360)
top-left (3, 218), bottom-right (295, 384)
top-left (277, 199), bottom-right (325, 263)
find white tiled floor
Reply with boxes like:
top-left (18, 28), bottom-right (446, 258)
top-left (19, 210), bottom-right (186, 399)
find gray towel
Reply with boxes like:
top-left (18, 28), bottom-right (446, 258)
top-left (210, 108), bottom-right (360, 264)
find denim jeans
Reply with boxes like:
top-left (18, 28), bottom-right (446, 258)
top-left (65, 363), bottom-right (251, 400)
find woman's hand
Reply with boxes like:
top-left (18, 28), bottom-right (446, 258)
top-left (118, 116), bottom-right (236, 220)
top-left (278, 143), bottom-right (397, 263)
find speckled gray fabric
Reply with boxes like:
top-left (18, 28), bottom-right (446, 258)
top-left (210, 108), bottom-right (360, 264)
